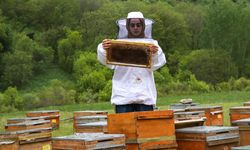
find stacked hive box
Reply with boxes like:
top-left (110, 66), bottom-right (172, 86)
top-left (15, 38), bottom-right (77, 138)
top-left (5, 120), bottom-right (51, 132)
top-left (0, 127), bottom-right (52, 150)
top-left (73, 111), bottom-right (108, 132)
top-left (230, 107), bottom-right (250, 124)
top-left (7, 116), bottom-right (48, 124)
top-left (231, 118), bottom-right (250, 146)
top-left (76, 121), bottom-right (107, 133)
top-left (170, 102), bottom-right (199, 110)
top-left (26, 110), bottom-right (60, 129)
top-left (176, 126), bottom-right (240, 150)
top-left (108, 110), bottom-right (177, 150)
top-left (185, 106), bottom-right (223, 126)
top-left (243, 102), bottom-right (250, 106)
top-left (174, 111), bottom-right (206, 129)
top-left (52, 132), bottom-right (125, 150)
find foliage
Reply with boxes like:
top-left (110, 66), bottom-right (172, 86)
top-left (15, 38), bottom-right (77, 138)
top-left (2, 50), bottom-right (33, 87)
top-left (181, 49), bottom-right (238, 84)
top-left (22, 93), bottom-right (40, 109)
top-left (58, 30), bottom-right (83, 72)
top-left (38, 79), bottom-right (76, 107)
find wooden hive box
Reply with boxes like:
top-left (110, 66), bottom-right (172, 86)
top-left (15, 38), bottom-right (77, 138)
top-left (170, 103), bottom-right (199, 110)
top-left (0, 140), bottom-right (18, 150)
top-left (5, 120), bottom-right (51, 132)
top-left (52, 133), bottom-right (125, 150)
top-left (75, 121), bottom-right (107, 133)
top-left (176, 126), bottom-right (240, 150)
top-left (243, 102), bottom-right (250, 106)
top-left (230, 107), bottom-right (250, 124)
top-left (174, 111), bottom-right (205, 120)
top-left (185, 106), bottom-right (223, 126)
top-left (7, 116), bottom-right (47, 124)
top-left (26, 110), bottom-right (60, 129)
top-left (107, 110), bottom-right (177, 150)
top-left (175, 118), bottom-right (206, 129)
top-left (232, 145), bottom-right (250, 150)
top-left (0, 127), bottom-right (52, 150)
top-left (73, 111), bottom-right (108, 130)
top-left (75, 115), bottom-right (107, 132)
top-left (231, 118), bottom-right (250, 146)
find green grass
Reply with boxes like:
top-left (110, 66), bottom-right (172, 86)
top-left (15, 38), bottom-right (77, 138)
top-left (1, 91), bottom-right (250, 136)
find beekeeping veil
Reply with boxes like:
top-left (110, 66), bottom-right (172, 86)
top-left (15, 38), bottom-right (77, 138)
top-left (116, 12), bottom-right (154, 39)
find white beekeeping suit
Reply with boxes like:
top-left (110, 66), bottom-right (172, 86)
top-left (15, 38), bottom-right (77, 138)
top-left (97, 12), bottom-right (166, 106)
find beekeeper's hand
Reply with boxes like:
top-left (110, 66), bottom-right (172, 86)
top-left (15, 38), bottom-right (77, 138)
top-left (102, 39), bottom-right (112, 50)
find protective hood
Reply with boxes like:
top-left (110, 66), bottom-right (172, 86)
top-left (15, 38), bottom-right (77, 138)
top-left (116, 18), bottom-right (154, 39)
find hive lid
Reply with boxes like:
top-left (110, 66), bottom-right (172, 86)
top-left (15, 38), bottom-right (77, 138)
top-left (52, 133), bottom-right (124, 141)
top-left (27, 110), bottom-right (59, 113)
top-left (232, 118), bottom-right (250, 124)
top-left (6, 120), bottom-right (50, 126)
top-left (77, 121), bottom-right (107, 127)
top-left (174, 111), bottom-right (205, 115)
top-left (76, 115), bottom-right (107, 119)
top-left (176, 126), bottom-right (238, 134)
top-left (0, 127), bottom-right (52, 135)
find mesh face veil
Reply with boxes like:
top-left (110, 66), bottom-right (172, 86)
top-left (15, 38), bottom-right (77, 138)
top-left (116, 13), bottom-right (154, 39)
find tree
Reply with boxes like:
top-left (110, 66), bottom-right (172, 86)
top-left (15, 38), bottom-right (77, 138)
top-left (2, 50), bottom-right (33, 87)
top-left (58, 30), bottom-right (83, 72)
top-left (181, 49), bottom-right (238, 84)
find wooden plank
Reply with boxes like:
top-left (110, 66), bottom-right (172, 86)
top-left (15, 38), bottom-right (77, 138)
top-left (5, 120), bottom-right (51, 132)
top-left (52, 133), bottom-right (125, 150)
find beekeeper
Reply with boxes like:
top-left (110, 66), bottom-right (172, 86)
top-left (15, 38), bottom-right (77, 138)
top-left (97, 11), bottom-right (166, 113)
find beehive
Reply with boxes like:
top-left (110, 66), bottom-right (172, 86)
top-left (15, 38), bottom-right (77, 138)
top-left (52, 133), bottom-right (125, 150)
top-left (243, 102), bottom-right (250, 106)
top-left (176, 126), bottom-right (240, 150)
top-left (170, 103), bottom-right (199, 110)
top-left (26, 110), bottom-right (60, 129)
top-left (73, 111), bottom-right (108, 130)
top-left (0, 128), bottom-right (52, 150)
top-left (75, 121), bottom-right (107, 133)
top-left (5, 120), bottom-right (51, 132)
top-left (174, 111), bottom-right (205, 120)
top-left (185, 106), bottom-right (223, 126)
top-left (232, 118), bottom-right (250, 146)
top-left (108, 110), bottom-right (177, 150)
top-left (7, 116), bottom-right (47, 124)
top-left (230, 107), bottom-right (250, 124)
top-left (175, 118), bottom-right (205, 129)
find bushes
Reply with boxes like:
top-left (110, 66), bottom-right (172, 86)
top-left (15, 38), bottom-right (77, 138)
top-left (38, 79), bottom-right (76, 106)
top-left (181, 49), bottom-right (238, 84)
top-left (73, 52), bottom-right (112, 103)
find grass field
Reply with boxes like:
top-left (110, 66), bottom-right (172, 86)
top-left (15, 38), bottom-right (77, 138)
top-left (1, 91), bottom-right (250, 137)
